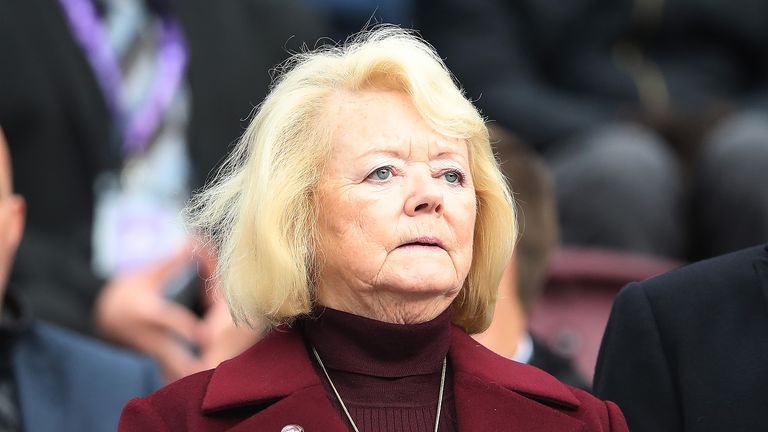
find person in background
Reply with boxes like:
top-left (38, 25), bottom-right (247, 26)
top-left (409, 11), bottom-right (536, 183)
top-left (119, 27), bottom-right (627, 432)
top-left (298, 0), bottom-right (413, 41)
top-left (594, 243), bottom-right (768, 431)
top-left (474, 126), bottom-right (588, 390)
top-left (416, 0), bottom-right (768, 261)
top-left (0, 0), bottom-right (326, 381)
top-left (0, 128), bottom-right (163, 432)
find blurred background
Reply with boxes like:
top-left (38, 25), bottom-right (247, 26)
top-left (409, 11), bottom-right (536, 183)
top-left (1, 1), bottom-right (767, 416)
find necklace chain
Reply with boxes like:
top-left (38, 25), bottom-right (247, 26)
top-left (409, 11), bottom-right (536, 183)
top-left (311, 345), bottom-right (447, 432)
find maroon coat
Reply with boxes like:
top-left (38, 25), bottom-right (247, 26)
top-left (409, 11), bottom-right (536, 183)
top-left (120, 325), bottom-right (627, 431)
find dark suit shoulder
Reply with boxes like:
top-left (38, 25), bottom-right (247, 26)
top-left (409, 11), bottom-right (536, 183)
top-left (595, 244), bottom-right (768, 432)
top-left (639, 244), bottom-right (765, 291)
top-left (609, 244), bottom-right (768, 354)
top-left (630, 244), bottom-right (767, 307)
top-left (14, 322), bottom-right (164, 432)
top-left (25, 322), bottom-right (162, 385)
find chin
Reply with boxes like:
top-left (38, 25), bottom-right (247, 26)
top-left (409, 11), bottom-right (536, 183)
top-left (376, 255), bottom-right (465, 296)
top-left (386, 274), bottom-right (461, 296)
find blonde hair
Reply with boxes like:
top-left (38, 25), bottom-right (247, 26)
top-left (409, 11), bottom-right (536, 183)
top-left (187, 26), bottom-right (516, 334)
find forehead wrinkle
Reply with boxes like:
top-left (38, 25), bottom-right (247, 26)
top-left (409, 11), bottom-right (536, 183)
top-left (429, 135), bottom-right (468, 164)
top-left (351, 128), bottom-right (415, 162)
top-left (354, 147), bottom-right (404, 163)
top-left (356, 135), bottom-right (467, 168)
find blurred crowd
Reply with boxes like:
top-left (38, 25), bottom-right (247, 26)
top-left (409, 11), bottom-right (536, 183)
top-left (1, 0), bottom-right (767, 430)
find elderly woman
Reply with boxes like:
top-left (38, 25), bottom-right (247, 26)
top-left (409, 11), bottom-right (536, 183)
top-left (119, 28), bottom-right (628, 431)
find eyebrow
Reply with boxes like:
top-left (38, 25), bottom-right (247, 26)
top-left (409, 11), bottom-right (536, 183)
top-left (356, 148), bottom-right (404, 160)
top-left (355, 140), bottom-right (468, 163)
top-left (432, 150), bottom-right (468, 163)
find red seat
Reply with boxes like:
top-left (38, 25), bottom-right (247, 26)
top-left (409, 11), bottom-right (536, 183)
top-left (529, 247), bottom-right (681, 382)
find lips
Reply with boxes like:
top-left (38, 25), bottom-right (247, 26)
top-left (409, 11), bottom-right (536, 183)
top-left (397, 236), bottom-right (445, 250)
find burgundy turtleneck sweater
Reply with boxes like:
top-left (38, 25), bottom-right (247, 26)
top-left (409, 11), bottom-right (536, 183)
top-left (301, 307), bottom-right (458, 432)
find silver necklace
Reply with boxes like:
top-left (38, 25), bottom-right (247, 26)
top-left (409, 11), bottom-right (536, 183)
top-left (311, 345), bottom-right (447, 432)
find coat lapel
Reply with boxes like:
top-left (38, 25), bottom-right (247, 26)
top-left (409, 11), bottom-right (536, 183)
top-left (453, 374), bottom-right (585, 432)
top-left (225, 385), bottom-right (347, 432)
top-left (450, 327), bottom-right (586, 432)
top-left (201, 327), bottom-right (347, 431)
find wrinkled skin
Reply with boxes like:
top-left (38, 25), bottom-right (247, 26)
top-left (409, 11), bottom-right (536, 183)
top-left (315, 90), bottom-right (477, 324)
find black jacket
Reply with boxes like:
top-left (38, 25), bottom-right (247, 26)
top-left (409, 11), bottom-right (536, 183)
top-left (594, 243), bottom-right (768, 431)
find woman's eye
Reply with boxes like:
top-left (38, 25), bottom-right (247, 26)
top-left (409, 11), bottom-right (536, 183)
top-left (442, 170), bottom-right (462, 184)
top-left (368, 167), bottom-right (393, 181)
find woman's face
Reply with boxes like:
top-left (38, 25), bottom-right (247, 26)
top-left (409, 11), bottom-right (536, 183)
top-left (315, 89), bottom-right (476, 321)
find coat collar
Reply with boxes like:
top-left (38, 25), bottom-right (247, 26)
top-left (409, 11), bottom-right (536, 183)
top-left (202, 324), bottom-right (583, 431)
top-left (447, 326), bottom-right (580, 408)
top-left (201, 326), bottom-right (321, 412)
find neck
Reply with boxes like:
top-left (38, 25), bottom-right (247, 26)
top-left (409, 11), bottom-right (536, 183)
top-left (317, 286), bottom-right (457, 325)
top-left (472, 261), bottom-right (526, 359)
top-left (300, 305), bottom-right (457, 431)
top-left (302, 305), bottom-right (452, 377)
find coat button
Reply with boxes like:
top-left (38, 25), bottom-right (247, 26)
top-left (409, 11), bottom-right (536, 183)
top-left (281, 425), bottom-right (304, 432)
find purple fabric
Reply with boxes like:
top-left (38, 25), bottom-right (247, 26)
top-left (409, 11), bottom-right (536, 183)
top-left (56, 0), bottom-right (187, 154)
top-left (123, 19), bottom-right (187, 153)
top-left (57, 0), bottom-right (122, 116)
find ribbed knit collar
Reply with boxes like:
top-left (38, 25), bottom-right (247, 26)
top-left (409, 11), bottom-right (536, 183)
top-left (301, 306), bottom-right (452, 378)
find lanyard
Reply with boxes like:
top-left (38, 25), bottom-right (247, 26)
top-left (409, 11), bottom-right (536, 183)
top-left (56, 0), bottom-right (188, 155)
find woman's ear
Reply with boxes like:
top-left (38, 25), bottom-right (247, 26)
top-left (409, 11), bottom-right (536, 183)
top-left (0, 194), bottom-right (25, 289)
top-left (5, 195), bottom-right (25, 255)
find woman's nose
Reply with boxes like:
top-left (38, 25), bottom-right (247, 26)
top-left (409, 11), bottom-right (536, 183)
top-left (403, 172), bottom-right (444, 217)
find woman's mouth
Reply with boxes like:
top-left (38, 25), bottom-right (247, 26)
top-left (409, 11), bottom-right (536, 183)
top-left (397, 236), bottom-right (445, 250)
